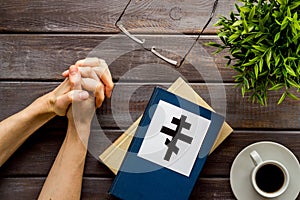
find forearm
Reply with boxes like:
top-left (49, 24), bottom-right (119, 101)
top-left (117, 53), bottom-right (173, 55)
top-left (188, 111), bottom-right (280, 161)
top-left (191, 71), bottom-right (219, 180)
top-left (0, 93), bottom-right (56, 167)
top-left (38, 119), bottom-right (91, 200)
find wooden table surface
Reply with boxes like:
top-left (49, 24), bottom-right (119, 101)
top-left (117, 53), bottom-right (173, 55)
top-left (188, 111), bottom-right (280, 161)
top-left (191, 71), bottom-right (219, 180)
top-left (0, 0), bottom-right (299, 199)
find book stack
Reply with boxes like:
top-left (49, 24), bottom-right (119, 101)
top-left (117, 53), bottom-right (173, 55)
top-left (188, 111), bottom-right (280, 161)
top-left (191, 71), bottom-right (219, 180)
top-left (99, 77), bottom-right (233, 200)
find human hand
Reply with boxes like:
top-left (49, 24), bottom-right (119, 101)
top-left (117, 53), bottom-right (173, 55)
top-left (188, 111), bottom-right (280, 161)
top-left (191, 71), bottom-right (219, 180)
top-left (46, 78), bottom-right (89, 117)
top-left (47, 57), bottom-right (114, 116)
top-left (66, 65), bottom-right (96, 125)
top-left (62, 57), bottom-right (114, 108)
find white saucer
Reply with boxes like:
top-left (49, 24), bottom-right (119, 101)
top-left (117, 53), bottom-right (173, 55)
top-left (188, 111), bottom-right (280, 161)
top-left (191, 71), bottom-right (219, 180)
top-left (230, 141), bottom-right (300, 200)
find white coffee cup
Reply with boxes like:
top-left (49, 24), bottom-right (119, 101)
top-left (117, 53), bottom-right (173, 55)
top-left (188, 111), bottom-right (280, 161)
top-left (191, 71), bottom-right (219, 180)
top-left (250, 150), bottom-right (289, 198)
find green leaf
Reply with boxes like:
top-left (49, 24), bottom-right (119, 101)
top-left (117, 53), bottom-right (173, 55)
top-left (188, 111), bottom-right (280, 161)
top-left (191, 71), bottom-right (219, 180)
top-left (231, 48), bottom-right (241, 55)
top-left (266, 50), bottom-right (272, 69)
top-left (274, 32), bottom-right (281, 43)
top-left (206, 42), bottom-right (223, 48)
top-left (209, 0), bottom-right (300, 106)
top-left (232, 20), bottom-right (243, 27)
top-left (256, 93), bottom-right (266, 106)
top-left (275, 55), bottom-right (281, 67)
top-left (244, 77), bottom-right (250, 89)
top-left (287, 79), bottom-right (300, 89)
top-left (254, 63), bottom-right (259, 79)
top-left (242, 18), bottom-right (249, 34)
top-left (242, 56), bottom-right (260, 66)
top-left (257, 35), bottom-right (268, 44)
top-left (285, 64), bottom-right (297, 76)
top-left (228, 33), bottom-right (240, 42)
top-left (290, 1), bottom-right (300, 10)
top-left (239, 6), bottom-right (251, 13)
top-left (268, 83), bottom-right (284, 91)
top-left (287, 6), bottom-right (291, 17)
top-left (249, 5), bottom-right (256, 21)
top-left (297, 44), bottom-right (300, 54)
top-left (281, 17), bottom-right (289, 30)
top-left (259, 58), bottom-right (264, 72)
top-left (287, 91), bottom-right (300, 100)
top-left (278, 91), bottom-right (287, 104)
top-left (252, 45), bottom-right (267, 52)
top-left (262, 12), bottom-right (270, 24)
top-left (241, 86), bottom-right (245, 97)
top-left (277, 0), bottom-right (287, 5)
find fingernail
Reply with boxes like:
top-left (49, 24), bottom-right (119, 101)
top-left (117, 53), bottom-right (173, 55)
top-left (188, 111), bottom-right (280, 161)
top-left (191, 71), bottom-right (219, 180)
top-left (62, 70), bottom-right (69, 77)
top-left (79, 91), bottom-right (89, 100)
top-left (69, 66), bottom-right (78, 75)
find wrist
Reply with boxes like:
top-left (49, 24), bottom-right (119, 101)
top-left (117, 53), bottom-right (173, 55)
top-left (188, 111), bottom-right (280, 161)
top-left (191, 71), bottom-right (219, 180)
top-left (41, 91), bottom-right (59, 115)
top-left (67, 117), bottom-right (91, 146)
top-left (30, 92), bottom-right (57, 117)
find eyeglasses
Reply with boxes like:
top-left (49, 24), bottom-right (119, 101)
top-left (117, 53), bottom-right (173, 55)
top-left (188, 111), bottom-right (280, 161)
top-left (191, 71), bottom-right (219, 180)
top-left (115, 0), bottom-right (219, 68)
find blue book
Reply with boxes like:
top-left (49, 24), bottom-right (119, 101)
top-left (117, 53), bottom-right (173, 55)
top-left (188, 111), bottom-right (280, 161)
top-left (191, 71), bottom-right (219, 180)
top-left (109, 87), bottom-right (224, 200)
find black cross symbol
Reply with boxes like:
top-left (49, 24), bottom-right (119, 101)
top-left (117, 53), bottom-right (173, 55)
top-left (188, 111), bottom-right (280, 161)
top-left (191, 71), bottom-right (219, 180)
top-left (160, 115), bottom-right (193, 161)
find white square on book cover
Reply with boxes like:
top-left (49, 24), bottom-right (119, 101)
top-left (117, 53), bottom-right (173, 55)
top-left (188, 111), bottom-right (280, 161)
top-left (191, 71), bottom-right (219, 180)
top-left (137, 100), bottom-right (211, 177)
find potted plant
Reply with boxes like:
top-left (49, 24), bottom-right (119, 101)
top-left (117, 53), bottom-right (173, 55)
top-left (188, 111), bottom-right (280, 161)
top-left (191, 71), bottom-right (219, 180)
top-left (208, 0), bottom-right (300, 105)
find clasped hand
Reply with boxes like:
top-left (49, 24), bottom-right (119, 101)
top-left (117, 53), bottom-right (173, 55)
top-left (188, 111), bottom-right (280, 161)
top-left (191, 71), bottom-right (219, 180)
top-left (47, 57), bottom-right (114, 122)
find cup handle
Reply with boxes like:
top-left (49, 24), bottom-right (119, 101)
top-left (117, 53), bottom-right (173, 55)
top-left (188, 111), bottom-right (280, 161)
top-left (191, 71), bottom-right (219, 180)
top-left (250, 150), bottom-right (263, 166)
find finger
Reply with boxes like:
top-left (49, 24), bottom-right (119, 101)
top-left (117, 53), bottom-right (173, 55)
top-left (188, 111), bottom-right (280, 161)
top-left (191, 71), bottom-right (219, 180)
top-left (62, 67), bottom-right (100, 81)
top-left (68, 65), bottom-right (81, 90)
top-left (64, 57), bottom-right (108, 77)
top-left (95, 83), bottom-right (105, 108)
top-left (68, 90), bottom-right (89, 102)
top-left (55, 90), bottom-right (89, 116)
top-left (78, 67), bottom-right (100, 82)
top-left (62, 70), bottom-right (69, 77)
top-left (91, 60), bottom-right (113, 98)
top-left (81, 78), bottom-right (99, 92)
top-left (52, 78), bottom-right (71, 95)
top-left (75, 57), bottom-right (105, 68)
top-left (81, 78), bottom-right (105, 108)
top-left (98, 68), bottom-right (114, 98)
top-left (77, 58), bottom-right (113, 98)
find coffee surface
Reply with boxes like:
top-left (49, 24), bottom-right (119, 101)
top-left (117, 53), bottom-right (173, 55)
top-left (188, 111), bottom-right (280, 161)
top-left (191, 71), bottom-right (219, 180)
top-left (255, 164), bottom-right (285, 193)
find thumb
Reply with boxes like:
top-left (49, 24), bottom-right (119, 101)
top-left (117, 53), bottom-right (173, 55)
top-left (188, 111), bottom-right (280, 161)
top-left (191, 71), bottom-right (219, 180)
top-left (55, 90), bottom-right (89, 116)
top-left (68, 90), bottom-right (89, 102)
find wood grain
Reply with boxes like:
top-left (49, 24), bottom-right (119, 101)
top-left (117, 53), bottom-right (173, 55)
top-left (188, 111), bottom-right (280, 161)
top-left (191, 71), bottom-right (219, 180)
top-left (1, 177), bottom-right (297, 200)
top-left (0, 0), bottom-right (237, 34)
top-left (1, 82), bottom-right (299, 129)
top-left (0, 0), bottom-right (128, 33)
top-left (118, 0), bottom-right (236, 34)
top-left (0, 177), bottom-right (237, 199)
top-left (0, 126), bottom-right (298, 177)
top-left (0, 34), bottom-right (234, 82)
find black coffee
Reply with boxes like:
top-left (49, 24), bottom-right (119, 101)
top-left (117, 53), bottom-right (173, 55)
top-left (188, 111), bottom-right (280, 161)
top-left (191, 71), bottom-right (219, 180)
top-left (255, 164), bottom-right (285, 193)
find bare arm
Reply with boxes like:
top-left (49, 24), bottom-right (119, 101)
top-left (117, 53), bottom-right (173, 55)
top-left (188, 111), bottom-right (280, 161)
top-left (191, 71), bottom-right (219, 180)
top-left (37, 107), bottom-right (92, 200)
top-left (0, 79), bottom-right (89, 167)
top-left (0, 57), bottom-right (113, 169)
top-left (38, 60), bottom-right (113, 200)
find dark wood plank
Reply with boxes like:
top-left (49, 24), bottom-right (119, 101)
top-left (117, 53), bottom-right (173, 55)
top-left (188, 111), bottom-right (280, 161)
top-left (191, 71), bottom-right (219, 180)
top-left (0, 128), bottom-right (119, 177)
top-left (0, 82), bottom-right (300, 129)
top-left (0, 177), bottom-right (115, 200)
top-left (0, 0), bottom-right (236, 34)
top-left (202, 130), bottom-right (300, 176)
top-left (0, 0), bottom-right (128, 33)
top-left (0, 34), bottom-right (234, 82)
top-left (100, 84), bottom-right (300, 130)
top-left (0, 82), bottom-right (60, 125)
top-left (117, 0), bottom-right (236, 34)
top-left (0, 127), bottom-right (299, 177)
top-left (0, 177), bottom-right (237, 199)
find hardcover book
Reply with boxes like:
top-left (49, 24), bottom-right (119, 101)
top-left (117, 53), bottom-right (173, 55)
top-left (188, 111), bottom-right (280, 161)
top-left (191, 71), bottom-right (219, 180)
top-left (109, 87), bottom-right (225, 200)
top-left (99, 77), bottom-right (233, 175)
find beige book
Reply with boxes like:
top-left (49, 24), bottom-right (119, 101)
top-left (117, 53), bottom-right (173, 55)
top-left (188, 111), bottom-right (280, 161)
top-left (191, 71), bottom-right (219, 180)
top-left (99, 77), bottom-right (233, 174)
